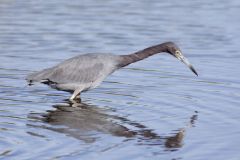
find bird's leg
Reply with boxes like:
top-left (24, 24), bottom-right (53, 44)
top-left (70, 87), bottom-right (83, 101)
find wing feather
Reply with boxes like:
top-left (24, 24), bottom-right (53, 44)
top-left (49, 63), bottom-right (104, 84)
top-left (27, 54), bottom-right (106, 84)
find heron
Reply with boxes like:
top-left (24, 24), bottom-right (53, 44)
top-left (26, 42), bottom-right (198, 101)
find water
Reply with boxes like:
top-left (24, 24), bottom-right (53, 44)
top-left (0, 0), bottom-right (240, 159)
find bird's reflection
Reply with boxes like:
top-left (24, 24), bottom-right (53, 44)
top-left (164, 112), bottom-right (198, 151)
top-left (28, 101), bottom-right (198, 150)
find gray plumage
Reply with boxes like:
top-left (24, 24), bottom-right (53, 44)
top-left (26, 42), bottom-right (198, 100)
top-left (27, 53), bottom-right (121, 92)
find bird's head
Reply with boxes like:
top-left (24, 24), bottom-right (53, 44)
top-left (164, 42), bottom-right (198, 76)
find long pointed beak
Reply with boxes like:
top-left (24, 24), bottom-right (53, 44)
top-left (176, 52), bottom-right (198, 76)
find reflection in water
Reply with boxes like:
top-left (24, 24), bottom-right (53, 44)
top-left (28, 101), bottom-right (198, 149)
top-left (165, 112), bottom-right (198, 151)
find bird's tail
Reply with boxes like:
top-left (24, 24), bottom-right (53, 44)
top-left (26, 68), bottom-right (54, 85)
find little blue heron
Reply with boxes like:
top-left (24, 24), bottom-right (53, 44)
top-left (26, 42), bottom-right (198, 100)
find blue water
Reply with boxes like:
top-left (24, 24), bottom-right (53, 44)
top-left (0, 0), bottom-right (240, 160)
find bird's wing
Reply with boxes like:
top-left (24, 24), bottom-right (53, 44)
top-left (27, 54), bottom-right (105, 84)
top-left (49, 62), bottom-right (104, 84)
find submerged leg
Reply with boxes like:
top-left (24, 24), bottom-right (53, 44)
top-left (70, 87), bottom-right (83, 101)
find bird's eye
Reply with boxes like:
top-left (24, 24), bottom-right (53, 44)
top-left (175, 50), bottom-right (181, 56)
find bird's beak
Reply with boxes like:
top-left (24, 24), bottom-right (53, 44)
top-left (175, 51), bottom-right (198, 76)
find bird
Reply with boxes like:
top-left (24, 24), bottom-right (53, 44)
top-left (26, 42), bottom-right (198, 101)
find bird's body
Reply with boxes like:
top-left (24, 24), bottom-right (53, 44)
top-left (27, 53), bottom-right (122, 94)
top-left (26, 42), bottom-right (198, 100)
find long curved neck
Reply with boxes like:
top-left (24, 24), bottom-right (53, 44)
top-left (119, 42), bottom-right (169, 67)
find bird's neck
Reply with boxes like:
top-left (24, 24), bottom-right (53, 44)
top-left (119, 43), bottom-right (169, 67)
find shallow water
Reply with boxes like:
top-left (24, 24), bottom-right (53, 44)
top-left (0, 0), bottom-right (240, 160)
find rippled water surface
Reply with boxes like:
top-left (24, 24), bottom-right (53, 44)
top-left (1, 0), bottom-right (240, 160)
